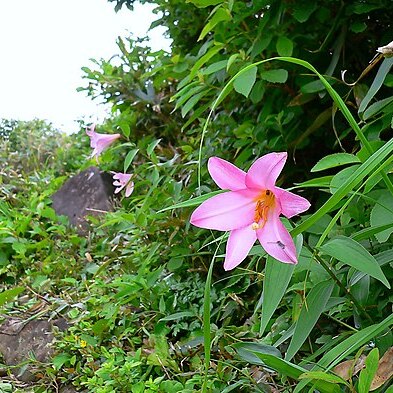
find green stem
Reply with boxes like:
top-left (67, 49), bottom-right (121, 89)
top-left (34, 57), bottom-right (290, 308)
top-left (202, 236), bottom-right (224, 393)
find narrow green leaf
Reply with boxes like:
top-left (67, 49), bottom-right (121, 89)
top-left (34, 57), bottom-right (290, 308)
top-left (359, 57), bottom-right (393, 115)
top-left (189, 43), bottom-right (224, 81)
top-left (181, 91), bottom-right (209, 117)
top-left (202, 59), bottom-right (228, 75)
top-left (233, 342), bottom-right (281, 365)
top-left (259, 256), bottom-right (295, 335)
top-left (227, 53), bottom-right (239, 71)
top-left (318, 313), bottom-right (393, 369)
top-left (363, 95), bottom-right (393, 120)
top-left (159, 311), bottom-right (195, 321)
top-left (123, 148), bottom-right (139, 173)
top-left (301, 80), bottom-right (326, 94)
top-left (173, 85), bottom-right (205, 110)
top-left (351, 223), bottom-right (393, 241)
top-left (248, 352), bottom-right (341, 393)
top-left (233, 65), bottom-right (257, 98)
top-left (187, 0), bottom-right (224, 8)
top-left (146, 139), bottom-right (161, 156)
top-left (311, 153), bottom-right (361, 172)
top-left (293, 175), bottom-right (333, 189)
top-left (358, 348), bottom-right (379, 393)
top-left (299, 371), bottom-right (347, 385)
top-left (286, 280), bottom-right (334, 361)
top-left (198, 8), bottom-right (231, 41)
top-left (319, 236), bottom-right (390, 288)
top-left (158, 190), bottom-right (224, 213)
top-left (0, 287), bottom-right (24, 307)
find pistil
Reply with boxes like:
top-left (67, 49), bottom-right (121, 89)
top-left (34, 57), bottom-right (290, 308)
top-left (252, 189), bottom-right (275, 230)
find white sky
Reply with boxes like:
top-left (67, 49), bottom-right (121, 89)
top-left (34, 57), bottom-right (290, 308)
top-left (0, 0), bottom-right (169, 133)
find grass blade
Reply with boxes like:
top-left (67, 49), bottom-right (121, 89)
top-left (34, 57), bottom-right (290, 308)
top-left (285, 280), bottom-right (334, 361)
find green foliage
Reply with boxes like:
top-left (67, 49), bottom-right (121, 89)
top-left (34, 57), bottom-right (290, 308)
top-left (3, 0), bottom-right (393, 391)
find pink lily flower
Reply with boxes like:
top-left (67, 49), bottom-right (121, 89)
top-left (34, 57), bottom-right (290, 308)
top-left (111, 172), bottom-right (134, 197)
top-left (86, 124), bottom-right (121, 160)
top-left (190, 153), bottom-right (311, 270)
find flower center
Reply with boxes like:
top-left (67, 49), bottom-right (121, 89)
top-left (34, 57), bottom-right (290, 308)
top-left (251, 189), bottom-right (275, 230)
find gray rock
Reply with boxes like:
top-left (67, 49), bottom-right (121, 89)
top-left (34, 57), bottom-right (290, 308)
top-left (52, 167), bottom-right (115, 232)
top-left (0, 317), bottom-right (68, 382)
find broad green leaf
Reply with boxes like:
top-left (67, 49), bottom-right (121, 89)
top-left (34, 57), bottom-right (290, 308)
top-left (292, 3), bottom-right (317, 22)
top-left (276, 36), bottom-right (293, 57)
top-left (358, 348), bottom-right (379, 393)
top-left (329, 165), bottom-right (359, 194)
top-left (0, 287), bottom-right (24, 307)
top-left (52, 353), bottom-right (71, 370)
top-left (249, 80), bottom-right (265, 104)
top-left (123, 148), bottom-right (139, 173)
top-left (259, 256), bottom-right (295, 335)
top-left (286, 280), bottom-right (334, 361)
top-left (319, 236), bottom-right (390, 288)
top-left (370, 191), bottom-right (393, 243)
top-left (118, 120), bottom-right (130, 137)
top-left (359, 57), bottom-right (393, 115)
top-left (233, 65), bottom-right (257, 98)
top-left (158, 190), bottom-right (224, 212)
top-left (260, 69), bottom-right (288, 83)
top-left (311, 153), bottom-right (361, 172)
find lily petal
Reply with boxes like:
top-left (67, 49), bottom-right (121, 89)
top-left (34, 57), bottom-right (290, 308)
top-left (257, 208), bottom-right (297, 264)
top-left (224, 225), bottom-right (257, 270)
top-left (274, 187), bottom-right (311, 218)
top-left (125, 182), bottom-right (134, 197)
top-left (245, 152), bottom-right (287, 190)
top-left (190, 189), bottom-right (259, 231)
top-left (208, 157), bottom-right (246, 191)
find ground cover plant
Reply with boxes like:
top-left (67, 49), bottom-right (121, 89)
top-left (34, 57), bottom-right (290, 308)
top-left (1, 0), bottom-right (393, 392)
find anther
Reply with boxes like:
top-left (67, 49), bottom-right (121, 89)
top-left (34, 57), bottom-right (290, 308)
top-left (251, 222), bottom-right (260, 230)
